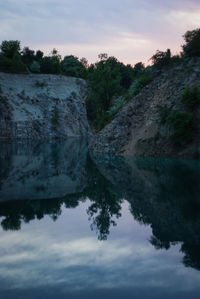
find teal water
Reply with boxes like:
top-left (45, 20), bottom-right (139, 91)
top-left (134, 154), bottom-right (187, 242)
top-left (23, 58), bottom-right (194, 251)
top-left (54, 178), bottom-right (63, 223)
top-left (0, 139), bottom-right (200, 299)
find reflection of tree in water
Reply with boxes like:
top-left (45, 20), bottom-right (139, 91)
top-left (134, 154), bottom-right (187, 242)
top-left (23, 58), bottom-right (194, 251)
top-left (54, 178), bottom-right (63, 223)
top-left (0, 153), bottom-right (122, 241)
top-left (83, 156), bottom-right (122, 240)
top-left (127, 158), bottom-right (200, 271)
top-left (0, 194), bottom-right (84, 231)
top-left (182, 243), bottom-right (200, 271)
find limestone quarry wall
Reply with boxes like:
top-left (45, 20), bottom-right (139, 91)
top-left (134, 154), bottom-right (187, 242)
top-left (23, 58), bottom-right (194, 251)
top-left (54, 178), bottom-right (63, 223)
top-left (0, 73), bottom-right (90, 138)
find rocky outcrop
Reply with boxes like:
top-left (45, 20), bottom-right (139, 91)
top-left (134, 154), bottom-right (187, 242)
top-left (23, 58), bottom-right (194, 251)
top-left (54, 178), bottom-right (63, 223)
top-left (0, 73), bottom-right (90, 138)
top-left (89, 59), bottom-right (200, 158)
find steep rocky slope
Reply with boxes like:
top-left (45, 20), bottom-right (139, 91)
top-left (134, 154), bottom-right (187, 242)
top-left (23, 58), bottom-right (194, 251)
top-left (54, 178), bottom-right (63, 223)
top-left (0, 73), bottom-right (90, 138)
top-left (89, 59), bottom-right (200, 158)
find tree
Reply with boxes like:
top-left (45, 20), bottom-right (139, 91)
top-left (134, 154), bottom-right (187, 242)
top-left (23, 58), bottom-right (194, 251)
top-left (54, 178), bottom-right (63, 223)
top-left (133, 62), bottom-right (145, 77)
top-left (98, 53), bottom-right (108, 61)
top-left (61, 55), bottom-right (86, 78)
top-left (40, 49), bottom-right (61, 74)
top-left (21, 47), bottom-right (35, 67)
top-left (40, 56), bottom-right (61, 74)
top-left (0, 40), bottom-right (21, 58)
top-left (182, 28), bottom-right (200, 57)
top-left (87, 55), bottom-right (122, 129)
top-left (35, 50), bottom-right (44, 61)
top-left (80, 57), bottom-right (89, 69)
top-left (119, 63), bottom-right (133, 89)
top-left (150, 49), bottom-right (171, 69)
top-left (0, 40), bottom-right (26, 73)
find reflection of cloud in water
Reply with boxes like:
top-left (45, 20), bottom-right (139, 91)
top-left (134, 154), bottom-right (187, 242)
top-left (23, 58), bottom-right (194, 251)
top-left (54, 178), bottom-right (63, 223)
top-left (0, 201), bottom-right (200, 295)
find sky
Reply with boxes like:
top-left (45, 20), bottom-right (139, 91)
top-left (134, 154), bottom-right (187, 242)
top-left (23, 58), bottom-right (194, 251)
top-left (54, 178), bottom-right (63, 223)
top-left (0, 0), bottom-right (200, 65)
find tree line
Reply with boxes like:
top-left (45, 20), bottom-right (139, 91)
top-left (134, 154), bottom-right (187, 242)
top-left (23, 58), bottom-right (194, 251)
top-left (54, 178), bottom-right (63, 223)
top-left (0, 28), bottom-right (199, 130)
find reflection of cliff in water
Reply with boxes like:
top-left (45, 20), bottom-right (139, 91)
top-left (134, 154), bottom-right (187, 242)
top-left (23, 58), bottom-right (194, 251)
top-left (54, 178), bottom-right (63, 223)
top-left (0, 141), bottom-right (200, 271)
top-left (0, 139), bottom-right (88, 200)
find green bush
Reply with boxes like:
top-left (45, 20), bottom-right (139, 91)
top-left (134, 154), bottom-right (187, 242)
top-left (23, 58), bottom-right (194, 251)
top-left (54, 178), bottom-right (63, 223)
top-left (181, 86), bottom-right (200, 108)
top-left (167, 110), bottom-right (194, 144)
top-left (129, 73), bottom-right (152, 97)
top-left (108, 97), bottom-right (127, 117)
top-left (157, 105), bottom-right (170, 124)
top-left (30, 61), bottom-right (40, 73)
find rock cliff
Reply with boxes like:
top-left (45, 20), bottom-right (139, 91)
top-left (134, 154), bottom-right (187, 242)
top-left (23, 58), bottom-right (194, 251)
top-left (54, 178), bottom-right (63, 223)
top-left (89, 59), bottom-right (200, 159)
top-left (0, 73), bottom-right (90, 138)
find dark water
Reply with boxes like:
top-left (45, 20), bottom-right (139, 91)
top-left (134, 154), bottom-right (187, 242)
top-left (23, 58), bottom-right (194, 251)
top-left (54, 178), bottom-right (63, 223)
top-left (0, 139), bottom-right (200, 299)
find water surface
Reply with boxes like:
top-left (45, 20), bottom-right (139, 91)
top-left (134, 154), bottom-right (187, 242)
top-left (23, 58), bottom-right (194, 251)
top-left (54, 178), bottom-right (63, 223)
top-left (0, 139), bottom-right (200, 299)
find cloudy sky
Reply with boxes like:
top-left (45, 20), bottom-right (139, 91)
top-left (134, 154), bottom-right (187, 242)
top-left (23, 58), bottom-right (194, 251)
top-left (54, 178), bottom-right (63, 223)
top-left (0, 0), bottom-right (200, 65)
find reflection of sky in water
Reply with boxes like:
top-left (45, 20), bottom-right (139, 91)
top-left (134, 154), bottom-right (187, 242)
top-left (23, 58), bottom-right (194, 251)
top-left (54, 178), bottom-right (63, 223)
top-left (0, 140), bottom-right (200, 298)
top-left (0, 201), bottom-right (200, 299)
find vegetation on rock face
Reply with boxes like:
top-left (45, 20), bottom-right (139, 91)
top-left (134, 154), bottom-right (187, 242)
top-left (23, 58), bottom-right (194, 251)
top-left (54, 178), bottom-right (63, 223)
top-left (129, 71), bottom-right (153, 97)
top-left (181, 86), bottom-right (200, 109)
top-left (167, 110), bottom-right (194, 144)
top-left (157, 105), bottom-right (170, 124)
top-left (158, 85), bottom-right (200, 145)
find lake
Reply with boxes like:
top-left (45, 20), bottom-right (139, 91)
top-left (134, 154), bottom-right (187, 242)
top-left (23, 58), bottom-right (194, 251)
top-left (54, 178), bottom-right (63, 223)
top-left (0, 139), bottom-right (200, 299)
